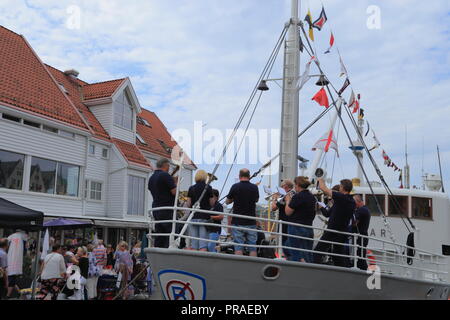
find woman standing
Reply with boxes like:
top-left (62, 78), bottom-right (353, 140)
top-left (106, 244), bottom-right (115, 268)
top-left (68, 246), bottom-right (89, 300)
top-left (37, 244), bottom-right (66, 300)
top-left (186, 170), bottom-right (214, 251)
top-left (284, 176), bottom-right (317, 263)
top-left (86, 244), bottom-right (100, 300)
top-left (114, 241), bottom-right (133, 300)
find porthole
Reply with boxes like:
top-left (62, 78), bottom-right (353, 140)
top-left (426, 287), bottom-right (434, 297)
top-left (262, 265), bottom-right (280, 280)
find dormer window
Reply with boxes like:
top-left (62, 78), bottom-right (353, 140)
top-left (137, 116), bottom-right (151, 127)
top-left (157, 139), bottom-right (172, 154)
top-left (136, 133), bottom-right (147, 145)
top-left (114, 91), bottom-right (133, 130)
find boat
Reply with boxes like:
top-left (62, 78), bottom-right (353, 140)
top-left (145, 0), bottom-right (450, 300)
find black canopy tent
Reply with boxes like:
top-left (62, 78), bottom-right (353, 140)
top-left (0, 197), bottom-right (44, 231)
top-left (0, 197), bottom-right (44, 299)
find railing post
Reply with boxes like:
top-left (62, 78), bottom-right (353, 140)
top-left (353, 234), bottom-right (358, 269)
top-left (278, 221), bottom-right (283, 259)
top-left (169, 176), bottom-right (184, 248)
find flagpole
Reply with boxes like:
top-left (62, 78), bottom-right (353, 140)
top-left (278, 0), bottom-right (300, 184)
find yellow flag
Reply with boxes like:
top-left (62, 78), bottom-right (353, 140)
top-left (305, 9), bottom-right (315, 42)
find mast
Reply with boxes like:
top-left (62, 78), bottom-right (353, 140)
top-left (278, 0), bottom-right (300, 184)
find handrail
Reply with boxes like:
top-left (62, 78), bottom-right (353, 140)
top-left (148, 206), bottom-right (447, 259)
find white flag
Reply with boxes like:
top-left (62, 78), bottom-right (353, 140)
top-left (369, 130), bottom-right (381, 151)
top-left (296, 56), bottom-right (316, 91)
top-left (338, 50), bottom-right (348, 77)
top-left (41, 228), bottom-right (50, 261)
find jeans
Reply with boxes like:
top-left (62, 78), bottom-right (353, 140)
top-left (153, 210), bottom-right (173, 248)
top-left (232, 225), bottom-right (257, 253)
top-left (357, 236), bottom-right (369, 270)
top-left (189, 219), bottom-right (208, 250)
top-left (287, 225), bottom-right (314, 262)
top-left (208, 232), bottom-right (220, 252)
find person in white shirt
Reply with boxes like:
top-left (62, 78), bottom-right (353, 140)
top-left (7, 230), bottom-right (27, 298)
top-left (37, 244), bottom-right (66, 300)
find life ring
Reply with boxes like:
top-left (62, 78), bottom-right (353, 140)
top-left (367, 249), bottom-right (377, 270)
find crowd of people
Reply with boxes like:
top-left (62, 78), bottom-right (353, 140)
top-left (0, 236), bottom-right (145, 300)
top-left (149, 157), bottom-right (371, 270)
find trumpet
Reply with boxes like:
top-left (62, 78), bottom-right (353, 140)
top-left (277, 189), bottom-right (296, 205)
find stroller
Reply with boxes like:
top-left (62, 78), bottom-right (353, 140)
top-left (97, 274), bottom-right (118, 300)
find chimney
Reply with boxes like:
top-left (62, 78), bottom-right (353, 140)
top-left (64, 69), bottom-right (80, 79)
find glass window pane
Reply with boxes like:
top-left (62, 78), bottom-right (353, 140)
top-left (412, 197), bottom-right (432, 219)
top-left (57, 163), bottom-right (79, 196)
top-left (30, 157), bottom-right (57, 194)
top-left (388, 195), bottom-right (409, 216)
top-left (365, 194), bottom-right (385, 216)
top-left (0, 150), bottom-right (25, 190)
top-left (128, 176), bottom-right (144, 215)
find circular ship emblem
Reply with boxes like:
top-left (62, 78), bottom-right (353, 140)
top-left (158, 269), bottom-right (207, 300)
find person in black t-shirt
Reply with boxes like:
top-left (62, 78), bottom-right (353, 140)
top-left (206, 189), bottom-right (224, 252)
top-left (313, 178), bottom-right (356, 267)
top-left (285, 176), bottom-right (316, 263)
top-left (148, 158), bottom-right (178, 248)
top-left (352, 194), bottom-right (371, 270)
top-left (226, 169), bottom-right (259, 256)
top-left (186, 170), bottom-right (214, 251)
top-left (270, 179), bottom-right (294, 259)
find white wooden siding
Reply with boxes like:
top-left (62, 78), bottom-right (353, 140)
top-left (88, 103), bottom-right (112, 134)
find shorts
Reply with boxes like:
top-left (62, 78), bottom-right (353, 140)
top-left (8, 275), bottom-right (20, 287)
top-left (232, 225), bottom-right (257, 252)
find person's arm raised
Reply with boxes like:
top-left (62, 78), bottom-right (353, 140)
top-left (318, 178), bottom-right (332, 198)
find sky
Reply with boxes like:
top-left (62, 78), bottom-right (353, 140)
top-left (1, 0), bottom-right (449, 197)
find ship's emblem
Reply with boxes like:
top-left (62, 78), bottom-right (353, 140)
top-left (158, 269), bottom-right (206, 300)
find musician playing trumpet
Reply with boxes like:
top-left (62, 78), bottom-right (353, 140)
top-left (270, 179), bottom-right (294, 259)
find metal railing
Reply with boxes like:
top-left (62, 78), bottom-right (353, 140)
top-left (147, 206), bottom-right (448, 283)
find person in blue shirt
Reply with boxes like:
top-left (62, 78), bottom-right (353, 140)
top-left (226, 169), bottom-right (259, 256)
top-left (148, 158), bottom-right (178, 248)
top-left (284, 176), bottom-right (316, 263)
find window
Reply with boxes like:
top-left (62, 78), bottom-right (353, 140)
top-left (23, 120), bottom-right (41, 128)
top-left (43, 125), bottom-right (58, 134)
top-left (58, 83), bottom-right (68, 94)
top-left (86, 180), bottom-right (102, 201)
top-left (0, 150), bottom-right (25, 190)
top-left (137, 117), bottom-right (151, 127)
top-left (412, 197), bottom-right (432, 220)
top-left (388, 195), bottom-right (409, 217)
top-left (56, 163), bottom-right (80, 196)
top-left (102, 148), bottom-right (108, 159)
top-left (127, 175), bottom-right (145, 216)
top-left (136, 133), bottom-right (147, 145)
top-left (2, 114), bottom-right (20, 123)
top-left (114, 91), bottom-right (133, 130)
top-left (29, 157), bottom-right (57, 194)
top-left (89, 144), bottom-right (95, 155)
top-left (59, 130), bottom-right (74, 138)
top-left (365, 194), bottom-right (386, 216)
top-left (30, 156), bottom-right (79, 197)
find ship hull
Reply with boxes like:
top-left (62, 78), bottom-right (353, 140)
top-left (145, 248), bottom-right (449, 300)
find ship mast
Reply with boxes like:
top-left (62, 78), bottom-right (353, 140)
top-left (278, 0), bottom-right (301, 184)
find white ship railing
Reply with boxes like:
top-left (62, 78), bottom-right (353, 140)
top-left (147, 206), bottom-right (448, 283)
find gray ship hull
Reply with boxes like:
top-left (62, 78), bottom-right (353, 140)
top-left (146, 248), bottom-right (449, 300)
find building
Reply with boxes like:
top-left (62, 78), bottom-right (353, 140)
top-left (0, 25), bottom-right (195, 247)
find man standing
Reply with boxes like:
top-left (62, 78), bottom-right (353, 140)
top-left (313, 179), bottom-right (356, 267)
top-left (352, 195), bottom-right (371, 270)
top-left (0, 239), bottom-right (8, 299)
top-left (148, 158), bottom-right (178, 248)
top-left (226, 169), bottom-right (259, 257)
top-left (6, 230), bottom-right (27, 298)
top-left (270, 179), bottom-right (294, 259)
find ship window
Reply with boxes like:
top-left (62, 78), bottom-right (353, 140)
top-left (365, 194), bottom-right (385, 216)
top-left (388, 195), bottom-right (409, 217)
top-left (412, 197), bottom-right (432, 220)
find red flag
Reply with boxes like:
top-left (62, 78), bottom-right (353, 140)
top-left (312, 88), bottom-right (329, 108)
top-left (325, 130), bottom-right (334, 152)
top-left (324, 32), bottom-right (334, 54)
top-left (349, 91), bottom-right (360, 113)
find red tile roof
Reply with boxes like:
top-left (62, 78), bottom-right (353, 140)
top-left (46, 64), bottom-right (111, 140)
top-left (112, 138), bottom-right (151, 168)
top-left (0, 26), bottom-right (90, 131)
top-left (82, 79), bottom-right (125, 101)
top-left (137, 109), bottom-right (196, 168)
